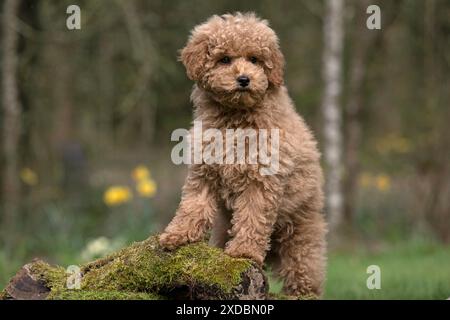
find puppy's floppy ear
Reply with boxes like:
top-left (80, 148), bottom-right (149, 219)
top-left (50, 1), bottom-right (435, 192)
top-left (265, 47), bottom-right (285, 88)
top-left (179, 33), bottom-right (209, 82)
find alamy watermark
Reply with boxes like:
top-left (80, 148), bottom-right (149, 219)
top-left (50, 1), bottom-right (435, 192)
top-left (366, 5), bottom-right (381, 30)
top-left (66, 5), bottom-right (81, 30)
top-left (66, 4), bottom-right (380, 31)
top-left (171, 121), bottom-right (280, 176)
top-left (366, 265), bottom-right (381, 289)
top-left (66, 265), bottom-right (81, 289)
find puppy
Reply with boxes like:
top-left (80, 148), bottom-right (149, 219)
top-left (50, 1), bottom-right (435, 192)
top-left (159, 12), bottom-right (327, 298)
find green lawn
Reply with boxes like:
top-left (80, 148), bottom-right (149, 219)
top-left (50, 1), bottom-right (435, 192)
top-left (271, 241), bottom-right (450, 299)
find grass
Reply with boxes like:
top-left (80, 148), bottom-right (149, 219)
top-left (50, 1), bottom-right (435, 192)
top-left (324, 241), bottom-right (450, 299)
top-left (270, 240), bottom-right (450, 300)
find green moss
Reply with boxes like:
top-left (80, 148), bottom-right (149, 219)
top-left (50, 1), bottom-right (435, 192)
top-left (166, 241), bottom-right (252, 292)
top-left (25, 236), bottom-right (253, 300)
top-left (47, 290), bottom-right (162, 300)
top-left (80, 237), bottom-right (251, 295)
top-left (30, 260), bottom-right (67, 291)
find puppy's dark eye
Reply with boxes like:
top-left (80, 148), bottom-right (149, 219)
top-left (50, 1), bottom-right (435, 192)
top-left (219, 56), bottom-right (231, 64)
top-left (249, 56), bottom-right (258, 64)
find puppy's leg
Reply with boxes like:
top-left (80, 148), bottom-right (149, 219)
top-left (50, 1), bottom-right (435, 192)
top-left (275, 210), bottom-right (327, 298)
top-left (159, 172), bottom-right (218, 250)
top-left (224, 182), bottom-right (281, 265)
top-left (209, 205), bottom-right (231, 249)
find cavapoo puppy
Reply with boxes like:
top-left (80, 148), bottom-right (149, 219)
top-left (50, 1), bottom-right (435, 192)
top-left (159, 12), bottom-right (327, 297)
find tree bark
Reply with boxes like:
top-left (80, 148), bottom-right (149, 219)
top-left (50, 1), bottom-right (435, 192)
top-left (321, 0), bottom-right (345, 233)
top-left (422, 0), bottom-right (450, 243)
top-left (342, 0), bottom-right (372, 229)
top-left (343, 0), bottom-right (402, 228)
top-left (118, 0), bottom-right (156, 146)
top-left (1, 0), bottom-right (22, 244)
top-left (1, 236), bottom-right (268, 300)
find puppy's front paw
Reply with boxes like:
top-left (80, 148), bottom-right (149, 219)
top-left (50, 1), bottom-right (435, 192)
top-left (159, 232), bottom-right (189, 250)
top-left (224, 242), bottom-right (264, 266)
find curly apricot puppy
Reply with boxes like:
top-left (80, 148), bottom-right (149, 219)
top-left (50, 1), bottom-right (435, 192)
top-left (159, 12), bottom-right (327, 298)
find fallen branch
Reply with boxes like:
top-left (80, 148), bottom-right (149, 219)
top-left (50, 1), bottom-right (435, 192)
top-left (1, 236), bottom-right (268, 300)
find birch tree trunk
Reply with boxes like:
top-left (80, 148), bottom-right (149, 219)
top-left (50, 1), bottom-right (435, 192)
top-left (321, 0), bottom-right (345, 233)
top-left (1, 0), bottom-right (22, 244)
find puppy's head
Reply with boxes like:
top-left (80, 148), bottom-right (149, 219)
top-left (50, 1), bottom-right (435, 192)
top-left (180, 12), bottom-right (284, 107)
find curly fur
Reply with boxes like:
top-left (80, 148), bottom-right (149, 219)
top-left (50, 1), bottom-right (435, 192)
top-left (159, 12), bottom-right (327, 298)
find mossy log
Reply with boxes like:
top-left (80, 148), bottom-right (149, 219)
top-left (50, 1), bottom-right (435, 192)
top-left (1, 236), bottom-right (268, 300)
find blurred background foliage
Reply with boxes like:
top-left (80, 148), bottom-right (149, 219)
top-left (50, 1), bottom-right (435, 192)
top-left (0, 0), bottom-right (449, 299)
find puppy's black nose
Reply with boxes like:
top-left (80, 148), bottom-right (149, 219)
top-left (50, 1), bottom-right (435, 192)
top-left (237, 75), bottom-right (250, 87)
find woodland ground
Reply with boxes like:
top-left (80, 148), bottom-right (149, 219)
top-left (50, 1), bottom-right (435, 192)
top-left (270, 239), bottom-right (450, 300)
top-left (2, 238), bottom-right (449, 300)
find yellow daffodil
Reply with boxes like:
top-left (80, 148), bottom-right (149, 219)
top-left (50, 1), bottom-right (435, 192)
top-left (132, 165), bottom-right (150, 181)
top-left (103, 186), bottom-right (132, 206)
top-left (375, 174), bottom-right (391, 192)
top-left (20, 167), bottom-right (38, 186)
top-left (136, 179), bottom-right (157, 198)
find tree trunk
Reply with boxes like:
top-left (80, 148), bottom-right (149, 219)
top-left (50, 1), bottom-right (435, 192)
top-left (342, 0), bottom-right (372, 229)
top-left (422, 0), bottom-right (450, 243)
top-left (1, 0), bottom-right (22, 245)
top-left (321, 0), bottom-right (345, 233)
top-left (1, 236), bottom-right (268, 300)
top-left (118, 0), bottom-right (156, 146)
top-left (343, 0), bottom-right (402, 228)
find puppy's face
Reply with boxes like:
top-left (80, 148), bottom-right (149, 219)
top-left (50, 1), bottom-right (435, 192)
top-left (180, 13), bottom-right (285, 108)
